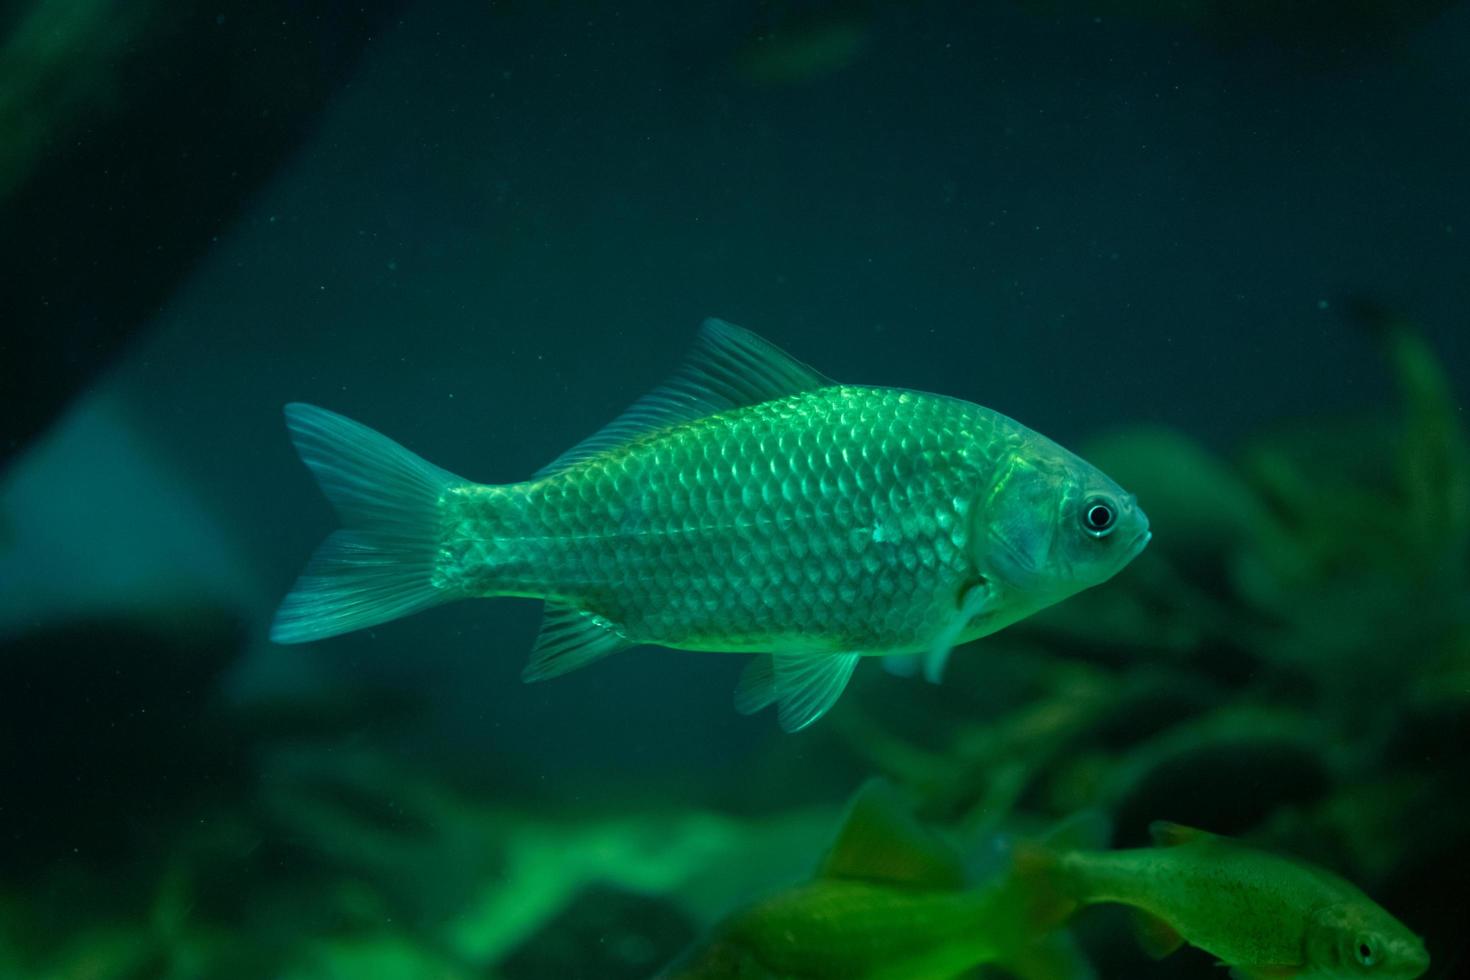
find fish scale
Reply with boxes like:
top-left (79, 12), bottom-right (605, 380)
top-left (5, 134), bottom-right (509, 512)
top-left (270, 318), bottom-right (1150, 731)
top-left (447, 385), bottom-right (998, 655)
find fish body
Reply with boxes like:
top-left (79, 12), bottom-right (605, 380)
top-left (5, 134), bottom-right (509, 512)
top-left (446, 385), bottom-right (1051, 655)
top-left (1038, 822), bottom-right (1429, 979)
top-left (271, 320), bottom-right (1148, 729)
top-left (673, 879), bottom-right (1016, 980)
top-left (660, 780), bottom-right (1084, 980)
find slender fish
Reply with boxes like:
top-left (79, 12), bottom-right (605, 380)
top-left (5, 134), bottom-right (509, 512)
top-left (1021, 821), bottom-right (1430, 979)
top-left (659, 779), bottom-right (1085, 980)
top-left (271, 320), bottom-right (1149, 730)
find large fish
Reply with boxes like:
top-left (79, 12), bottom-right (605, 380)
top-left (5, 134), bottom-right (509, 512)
top-left (271, 320), bottom-right (1149, 730)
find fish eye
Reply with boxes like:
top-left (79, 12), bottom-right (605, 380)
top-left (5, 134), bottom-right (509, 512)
top-left (1081, 497), bottom-right (1116, 537)
top-left (1355, 937), bottom-right (1377, 967)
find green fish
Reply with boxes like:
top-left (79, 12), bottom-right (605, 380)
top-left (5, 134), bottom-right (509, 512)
top-left (659, 779), bottom-right (1085, 980)
top-left (271, 320), bottom-right (1149, 730)
top-left (1025, 821), bottom-right (1430, 979)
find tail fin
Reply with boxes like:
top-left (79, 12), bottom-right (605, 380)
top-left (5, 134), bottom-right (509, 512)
top-left (270, 403), bottom-right (467, 644)
top-left (1005, 808), bottom-right (1110, 926)
top-left (1010, 841), bottom-right (1082, 934)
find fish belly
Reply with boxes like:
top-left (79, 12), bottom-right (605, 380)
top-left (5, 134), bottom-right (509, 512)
top-left (486, 386), bottom-right (995, 655)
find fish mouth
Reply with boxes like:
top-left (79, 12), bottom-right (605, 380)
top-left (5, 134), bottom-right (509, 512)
top-left (1126, 529), bottom-right (1152, 560)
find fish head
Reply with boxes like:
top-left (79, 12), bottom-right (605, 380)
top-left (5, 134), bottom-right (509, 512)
top-left (980, 448), bottom-right (1150, 599)
top-left (1305, 902), bottom-right (1430, 979)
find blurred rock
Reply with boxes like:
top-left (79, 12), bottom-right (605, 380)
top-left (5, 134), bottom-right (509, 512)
top-left (0, 608), bottom-right (249, 879)
top-left (0, 0), bottom-right (402, 472)
top-left (498, 884), bottom-right (696, 980)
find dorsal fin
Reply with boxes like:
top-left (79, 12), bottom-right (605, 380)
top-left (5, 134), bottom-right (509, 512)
top-left (817, 779), bottom-right (966, 889)
top-left (534, 319), bottom-right (833, 478)
top-left (1149, 821), bottom-right (1212, 848)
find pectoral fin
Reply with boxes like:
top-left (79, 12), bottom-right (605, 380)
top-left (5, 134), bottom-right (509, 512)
top-left (734, 651), bottom-right (861, 732)
top-left (920, 646), bottom-right (953, 683)
top-left (882, 653), bottom-right (921, 678)
top-left (881, 581), bottom-right (995, 686)
top-left (916, 578), bottom-right (998, 683)
top-left (881, 646), bottom-right (952, 684)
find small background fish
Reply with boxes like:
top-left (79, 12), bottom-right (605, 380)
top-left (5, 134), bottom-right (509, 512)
top-left (1019, 820), bottom-right (1430, 979)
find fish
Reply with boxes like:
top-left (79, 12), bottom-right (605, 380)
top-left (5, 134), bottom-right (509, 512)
top-left (1020, 821), bottom-right (1430, 979)
top-left (270, 319), bottom-right (1150, 730)
top-left (658, 778), bottom-right (1088, 980)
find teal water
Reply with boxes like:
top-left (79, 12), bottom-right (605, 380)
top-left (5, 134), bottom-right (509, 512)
top-left (2, 2), bottom-right (1468, 978)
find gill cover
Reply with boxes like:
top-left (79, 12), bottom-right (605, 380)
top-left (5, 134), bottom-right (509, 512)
top-left (978, 456), bottom-right (1063, 592)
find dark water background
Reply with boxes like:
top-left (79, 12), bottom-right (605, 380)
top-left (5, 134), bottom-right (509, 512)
top-left (3, 2), bottom-right (1469, 978)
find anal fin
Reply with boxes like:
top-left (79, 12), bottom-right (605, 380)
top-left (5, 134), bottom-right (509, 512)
top-left (1132, 910), bottom-right (1185, 960)
top-left (521, 602), bottom-right (632, 681)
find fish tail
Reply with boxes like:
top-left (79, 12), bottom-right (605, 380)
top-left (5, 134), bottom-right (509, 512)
top-left (1007, 809), bottom-right (1112, 932)
top-left (270, 403), bottom-right (468, 644)
top-left (1009, 842), bottom-right (1083, 933)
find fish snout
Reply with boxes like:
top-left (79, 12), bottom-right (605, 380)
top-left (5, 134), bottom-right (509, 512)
top-left (1121, 494), bottom-right (1151, 561)
top-left (1395, 934), bottom-right (1432, 978)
